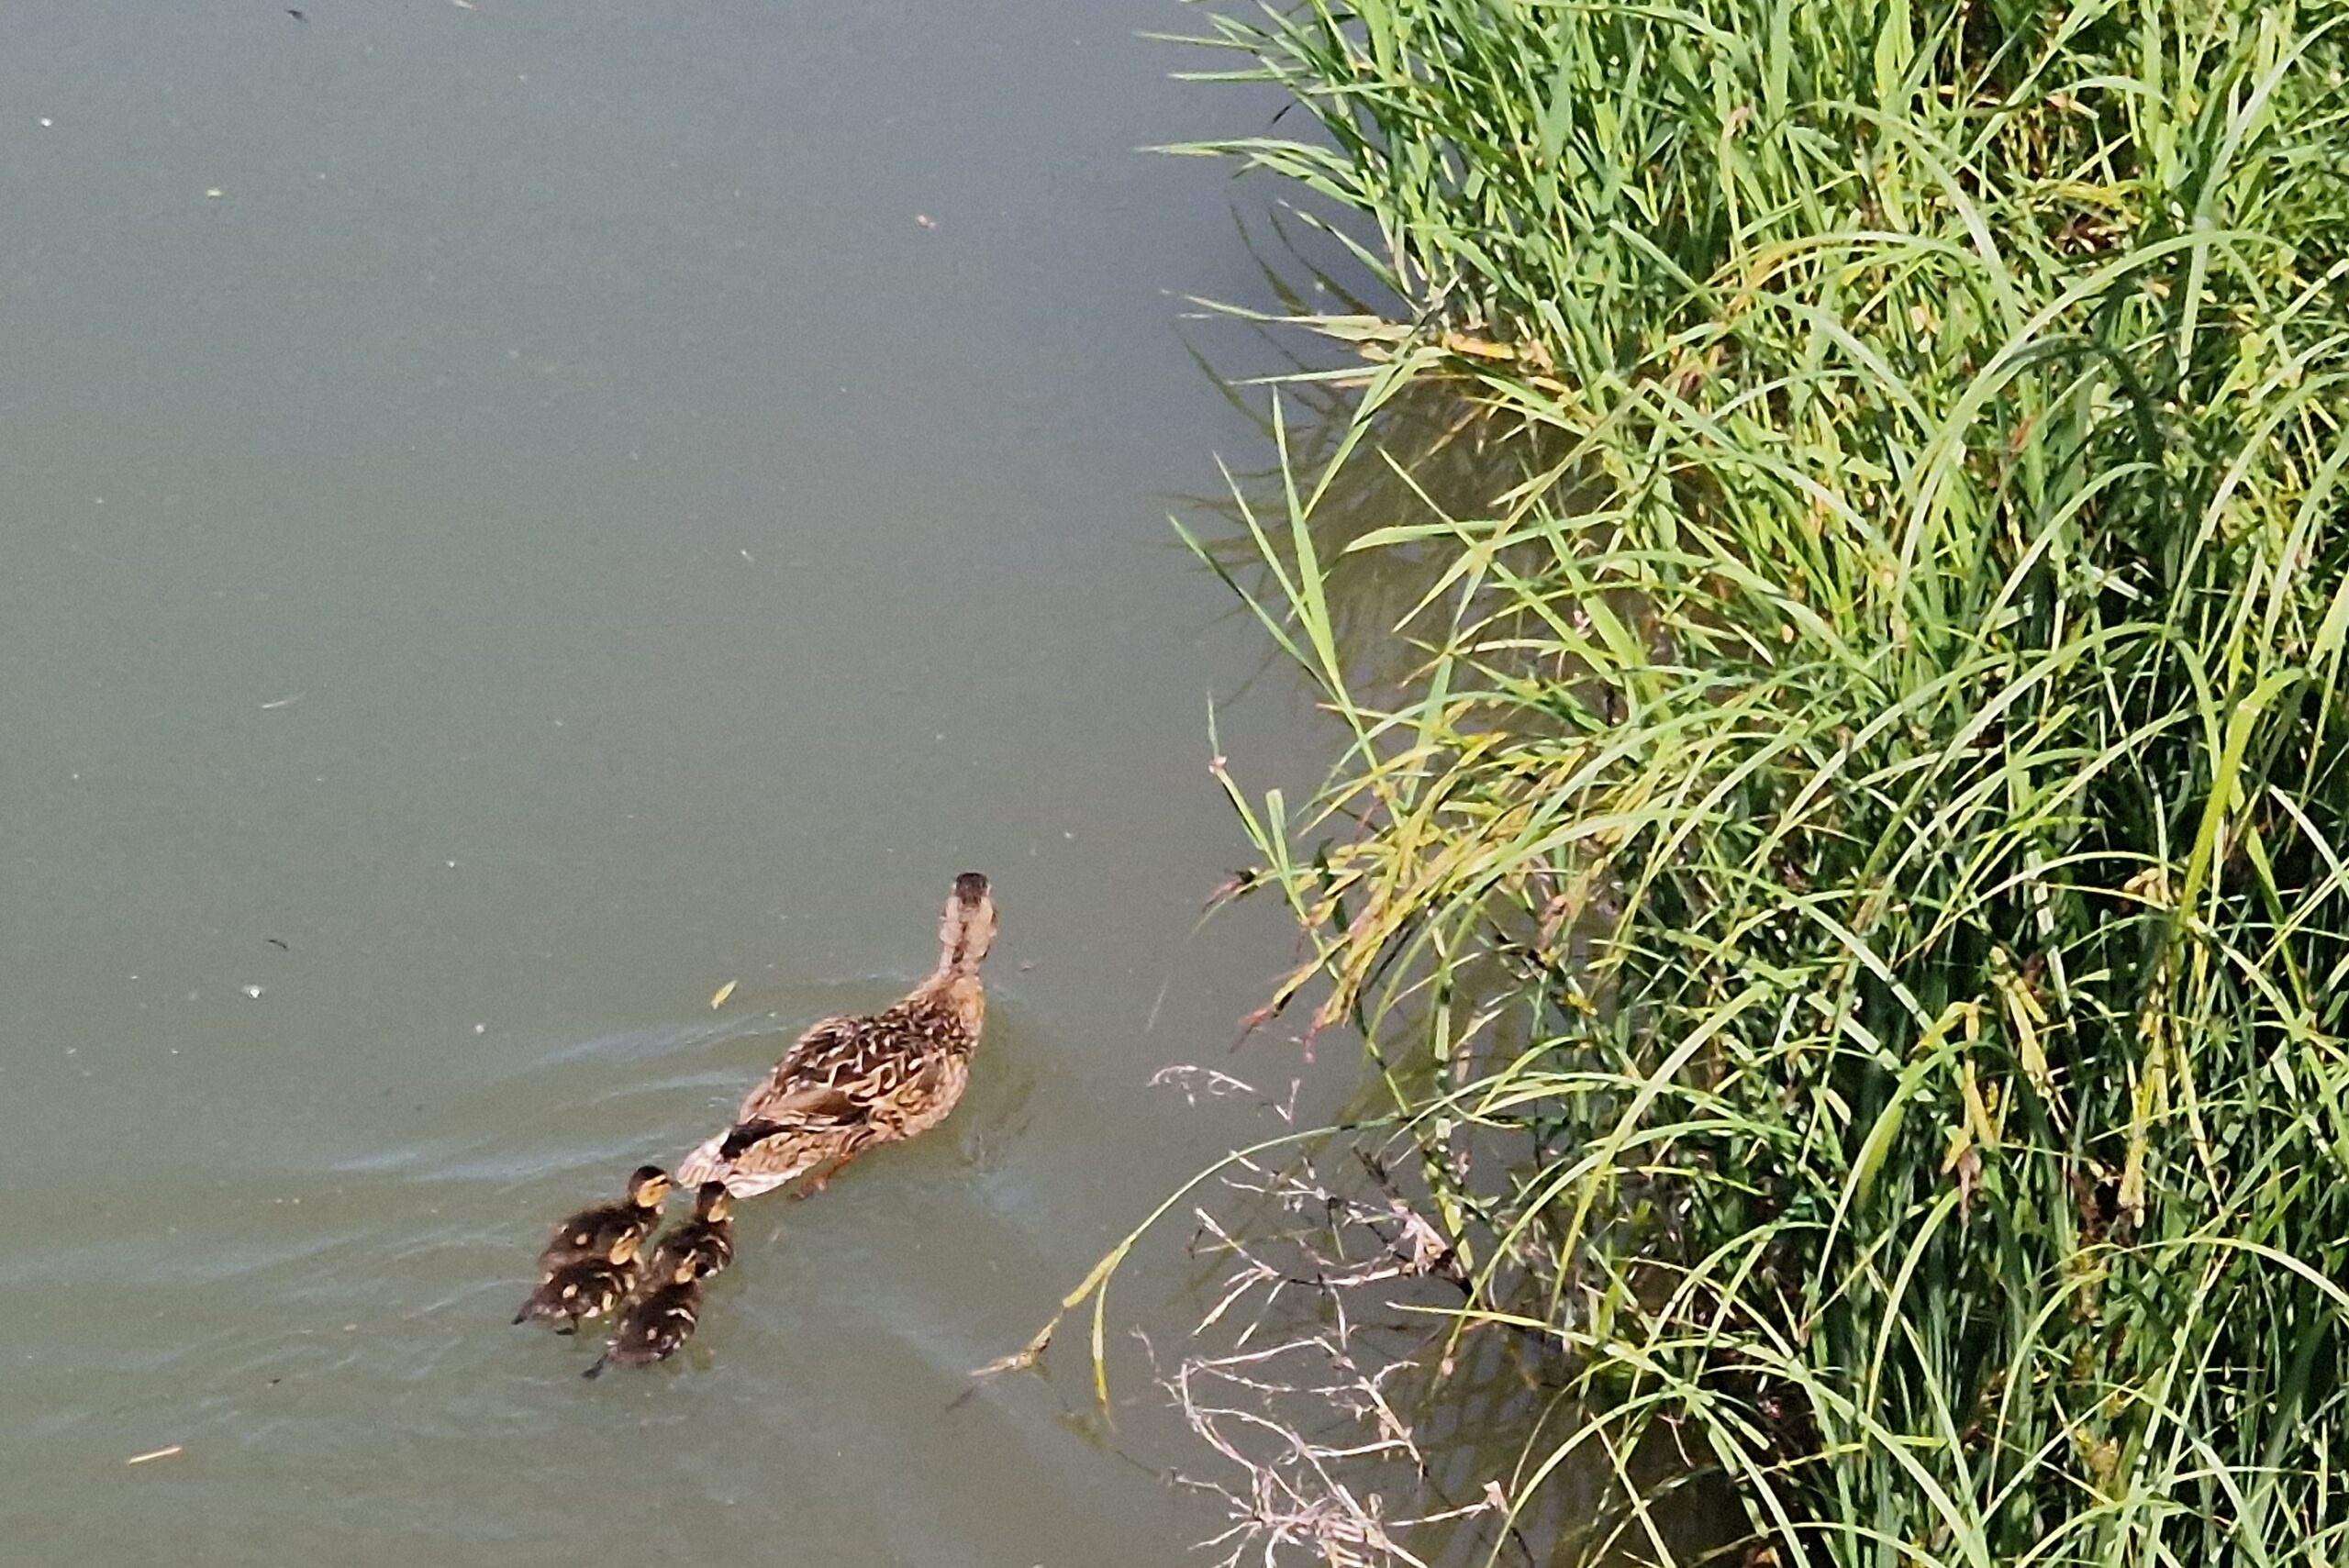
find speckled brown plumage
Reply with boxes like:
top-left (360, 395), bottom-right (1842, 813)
top-left (514, 1230), bottom-right (642, 1334)
top-left (677, 873), bottom-right (996, 1199)
top-left (583, 1255), bottom-right (704, 1378)
top-left (647, 1183), bottom-right (736, 1281)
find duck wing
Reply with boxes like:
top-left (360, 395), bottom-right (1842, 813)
top-left (733, 1014), bottom-right (864, 1118)
top-left (718, 1088), bottom-right (862, 1159)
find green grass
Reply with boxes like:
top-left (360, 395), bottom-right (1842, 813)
top-left (1150, 0), bottom-right (2349, 1561)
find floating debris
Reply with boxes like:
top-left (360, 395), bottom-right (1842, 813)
top-left (709, 980), bottom-right (738, 1010)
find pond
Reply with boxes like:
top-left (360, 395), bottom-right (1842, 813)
top-left (0, 3), bottom-right (1335, 1562)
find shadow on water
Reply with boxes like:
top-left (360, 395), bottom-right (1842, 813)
top-left (1152, 224), bottom-right (1742, 1567)
top-left (1171, 217), bottom-right (1582, 713)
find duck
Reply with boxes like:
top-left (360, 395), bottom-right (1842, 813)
top-left (532, 1165), bottom-right (672, 1269)
top-left (582, 1251), bottom-right (703, 1378)
top-left (648, 1182), bottom-right (735, 1281)
top-left (677, 872), bottom-right (996, 1199)
top-left (513, 1229), bottom-right (641, 1334)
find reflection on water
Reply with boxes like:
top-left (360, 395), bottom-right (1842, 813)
top-left (1164, 215), bottom-right (1742, 1566)
top-left (1180, 322), bottom-right (1574, 707)
top-left (1145, 1136), bottom-right (1741, 1568)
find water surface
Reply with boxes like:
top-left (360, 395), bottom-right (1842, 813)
top-left (0, 3), bottom-right (1329, 1561)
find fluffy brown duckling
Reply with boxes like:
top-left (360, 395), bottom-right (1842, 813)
top-left (648, 1183), bottom-right (735, 1281)
top-left (582, 1252), bottom-right (703, 1379)
top-left (533, 1165), bottom-right (672, 1270)
top-left (513, 1229), bottom-right (641, 1334)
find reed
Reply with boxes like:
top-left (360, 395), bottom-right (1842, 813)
top-left (1154, 0), bottom-right (2349, 1560)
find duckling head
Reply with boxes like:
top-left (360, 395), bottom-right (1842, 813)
top-left (694, 1183), bottom-right (733, 1222)
top-left (607, 1230), bottom-right (643, 1264)
top-left (627, 1166), bottom-right (674, 1210)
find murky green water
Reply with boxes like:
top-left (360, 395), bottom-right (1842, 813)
top-left (0, 4), bottom-right (1331, 1561)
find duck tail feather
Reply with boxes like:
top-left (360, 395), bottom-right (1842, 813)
top-left (719, 1119), bottom-right (786, 1160)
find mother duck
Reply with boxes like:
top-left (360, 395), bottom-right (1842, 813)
top-left (678, 872), bottom-right (996, 1198)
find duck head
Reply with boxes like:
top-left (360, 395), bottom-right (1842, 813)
top-left (939, 872), bottom-right (995, 978)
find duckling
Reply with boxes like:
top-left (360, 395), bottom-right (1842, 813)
top-left (648, 1182), bottom-right (735, 1281)
top-left (582, 1252), bottom-right (703, 1378)
top-left (513, 1229), bottom-right (641, 1334)
top-left (677, 873), bottom-right (996, 1198)
top-left (532, 1165), bottom-right (672, 1270)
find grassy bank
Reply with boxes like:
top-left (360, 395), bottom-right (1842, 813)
top-left (1158, 0), bottom-right (2349, 1562)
